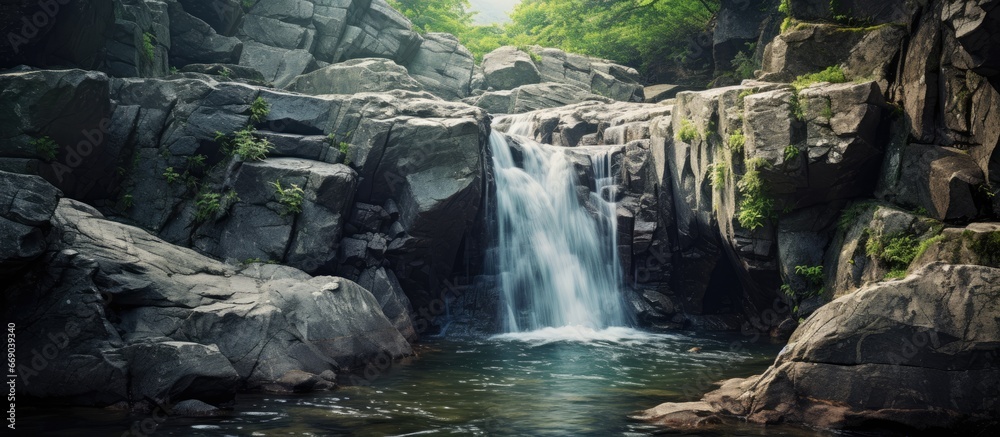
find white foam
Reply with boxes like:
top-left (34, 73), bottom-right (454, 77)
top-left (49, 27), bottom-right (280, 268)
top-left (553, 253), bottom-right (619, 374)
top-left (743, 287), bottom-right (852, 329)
top-left (490, 325), bottom-right (674, 345)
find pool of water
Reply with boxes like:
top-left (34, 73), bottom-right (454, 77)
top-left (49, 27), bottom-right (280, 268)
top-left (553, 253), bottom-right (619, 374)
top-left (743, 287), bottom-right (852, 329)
top-left (20, 327), bottom-right (827, 436)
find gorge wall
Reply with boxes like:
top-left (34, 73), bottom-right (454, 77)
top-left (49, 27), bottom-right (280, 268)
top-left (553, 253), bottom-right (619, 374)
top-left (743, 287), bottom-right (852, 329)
top-left (1, 0), bottom-right (999, 432)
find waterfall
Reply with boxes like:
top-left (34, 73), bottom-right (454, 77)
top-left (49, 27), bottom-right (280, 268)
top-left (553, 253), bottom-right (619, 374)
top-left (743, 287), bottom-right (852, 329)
top-left (489, 122), bottom-right (629, 333)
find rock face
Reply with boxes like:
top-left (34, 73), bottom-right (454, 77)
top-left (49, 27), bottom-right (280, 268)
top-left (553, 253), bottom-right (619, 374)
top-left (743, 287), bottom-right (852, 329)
top-left (1, 196), bottom-right (411, 409)
top-left (286, 58), bottom-right (424, 95)
top-left (464, 82), bottom-right (613, 114)
top-left (406, 33), bottom-right (476, 101)
top-left (481, 46), bottom-right (542, 90)
top-left (643, 261), bottom-right (1000, 433)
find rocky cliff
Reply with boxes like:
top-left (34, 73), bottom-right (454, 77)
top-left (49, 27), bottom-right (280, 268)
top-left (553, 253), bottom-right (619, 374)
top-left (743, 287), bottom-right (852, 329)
top-left (1, 0), bottom-right (998, 431)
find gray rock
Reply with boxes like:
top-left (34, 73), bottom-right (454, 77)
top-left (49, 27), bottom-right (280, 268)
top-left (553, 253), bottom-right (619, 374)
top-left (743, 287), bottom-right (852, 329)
top-left (122, 340), bottom-right (239, 407)
top-left (170, 399), bottom-right (225, 417)
top-left (3, 198), bottom-right (412, 408)
top-left (176, 0), bottom-right (244, 36)
top-left (178, 64), bottom-right (268, 86)
top-left (240, 42), bottom-right (319, 88)
top-left (481, 46), bottom-right (541, 91)
top-left (890, 145), bottom-right (985, 221)
top-left (465, 83), bottom-right (612, 114)
top-left (0, 171), bottom-right (61, 272)
top-left (358, 267), bottom-right (417, 340)
top-left (531, 46), bottom-right (644, 101)
top-left (285, 58), bottom-right (424, 95)
top-left (760, 23), bottom-right (905, 83)
top-left (168, 2), bottom-right (243, 68)
top-left (407, 33), bottom-right (476, 101)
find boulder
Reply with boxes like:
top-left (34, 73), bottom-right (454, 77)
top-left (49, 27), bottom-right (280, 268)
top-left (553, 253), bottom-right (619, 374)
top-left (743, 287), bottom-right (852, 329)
top-left (464, 83), bottom-right (612, 114)
top-left (239, 42), bottom-right (318, 88)
top-left (194, 158), bottom-right (358, 275)
top-left (285, 58), bottom-right (424, 95)
top-left (176, 0), bottom-right (244, 36)
top-left (760, 23), bottom-right (906, 83)
top-left (888, 145), bottom-right (986, 221)
top-left (481, 46), bottom-right (542, 91)
top-left (0, 171), bottom-right (61, 272)
top-left (406, 33), bottom-right (476, 101)
top-left (122, 341), bottom-right (240, 407)
top-left (642, 262), bottom-right (1000, 432)
top-left (178, 63), bottom-right (269, 86)
top-left (3, 198), bottom-right (412, 408)
top-left (0, 69), bottom-right (116, 201)
top-left (530, 46), bottom-right (644, 102)
top-left (168, 2), bottom-right (243, 68)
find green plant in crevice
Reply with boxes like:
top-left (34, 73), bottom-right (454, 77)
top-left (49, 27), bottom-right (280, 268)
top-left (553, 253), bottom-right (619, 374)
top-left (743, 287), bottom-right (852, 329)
top-left (784, 145), bottom-right (801, 162)
top-left (865, 230), bottom-right (922, 279)
top-left (789, 90), bottom-right (807, 122)
top-left (783, 264), bottom-right (825, 314)
top-left (677, 119), bottom-right (699, 143)
top-left (195, 191), bottom-right (221, 222)
top-left (225, 126), bottom-right (273, 161)
top-left (517, 45), bottom-right (542, 64)
top-left (121, 193), bottom-right (134, 210)
top-left (169, 66), bottom-right (179, 75)
top-left (737, 157), bottom-right (774, 231)
top-left (219, 68), bottom-right (232, 80)
top-left (731, 42), bottom-right (758, 80)
top-left (249, 96), bottom-right (270, 123)
top-left (836, 202), bottom-right (872, 232)
top-left (711, 162), bottom-right (728, 188)
top-left (163, 167), bottom-right (181, 184)
top-left (271, 180), bottom-right (305, 216)
top-left (186, 154), bottom-right (207, 170)
top-left (31, 136), bottom-right (59, 161)
top-left (821, 97), bottom-right (834, 120)
top-left (727, 129), bottom-right (746, 153)
top-left (143, 32), bottom-right (156, 61)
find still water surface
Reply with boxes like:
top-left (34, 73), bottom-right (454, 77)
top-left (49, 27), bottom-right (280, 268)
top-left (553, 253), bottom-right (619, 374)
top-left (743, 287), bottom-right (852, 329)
top-left (22, 327), bottom-right (831, 436)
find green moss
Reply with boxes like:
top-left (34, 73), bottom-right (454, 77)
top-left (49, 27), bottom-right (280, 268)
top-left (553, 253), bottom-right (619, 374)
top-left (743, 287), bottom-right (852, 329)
top-left (969, 231), bottom-right (1000, 265)
top-left (793, 66), bottom-right (848, 90)
top-left (837, 202), bottom-right (871, 232)
top-left (677, 119), bottom-right (700, 143)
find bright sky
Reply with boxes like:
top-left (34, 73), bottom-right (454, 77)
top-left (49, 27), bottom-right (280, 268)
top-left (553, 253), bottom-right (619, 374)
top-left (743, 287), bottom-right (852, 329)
top-left (468, 0), bottom-right (521, 24)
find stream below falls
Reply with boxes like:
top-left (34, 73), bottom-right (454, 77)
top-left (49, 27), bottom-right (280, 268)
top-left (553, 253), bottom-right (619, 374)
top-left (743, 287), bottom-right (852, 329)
top-left (19, 327), bottom-right (830, 436)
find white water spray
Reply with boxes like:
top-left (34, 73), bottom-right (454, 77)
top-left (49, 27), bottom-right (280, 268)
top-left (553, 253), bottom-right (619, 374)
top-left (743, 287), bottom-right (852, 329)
top-left (490, 120), bottom-right (629, 333)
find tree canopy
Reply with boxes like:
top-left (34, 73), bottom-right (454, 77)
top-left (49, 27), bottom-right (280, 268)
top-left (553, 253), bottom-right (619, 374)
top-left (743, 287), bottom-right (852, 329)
top-left (391, 0), bottom-right (721, 81)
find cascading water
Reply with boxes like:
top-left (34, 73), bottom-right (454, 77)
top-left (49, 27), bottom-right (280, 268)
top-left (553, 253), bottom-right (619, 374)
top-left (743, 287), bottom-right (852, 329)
top-left (489, 120), bottom-right (629, 333)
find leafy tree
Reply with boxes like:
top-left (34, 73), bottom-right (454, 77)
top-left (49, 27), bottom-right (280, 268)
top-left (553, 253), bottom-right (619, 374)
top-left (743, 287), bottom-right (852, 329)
top-left (388, 0), bottom-right (474, 36)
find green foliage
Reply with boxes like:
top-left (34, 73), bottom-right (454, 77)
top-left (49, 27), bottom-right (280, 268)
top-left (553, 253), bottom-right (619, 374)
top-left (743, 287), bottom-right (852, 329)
top-left (737, 158), bottom-right (773, 230)
top-left (821, 98), bottom-right (833, 120)
top-left (271, 180), bottom-right (305, 216)
top-left (195, 192), bottom-right (221, 222)
top-left (249, 97), bottom-right (270, 123)
top-left (186, 154), bottom-right (207, 169)
top-left (170, 66), bottom-right (179, 75)
top-left (711, 162), bottom-right (727, 187)
top-left (968, 231), bottom-right (1000, 265)
top-left (219, 67), bottom-right (232, 80)
top-left (789, 91), bottom-right (806, 121)
top-left (677, 119), bottom-right (699, 143)
top-left (793, 66), bottom-right (848, 90)
top-left (225, 127), bottom-right (273, 161)
top-left (517, 44), bottom-right (542, 63)
top-left (795, 265), bottom-right (824, 286)
top-left (31, 136), bottom-right (59, 161)
top-left (330, 134), bottom-right (353, 165)
top-left (727, 129), bottom-right (746, 153)
top-left (241, 0), bottom-right (256, 10)
top-left (143, 32), bottom-right (155, 61)
top-left (731, 43), bottom-right (758, 80)
top-left (778, 0), bottom-right (790, 15)
top-left (837, 202), bottom-right (871, 232)
top-left (866, 230), bottom-right (922, 279)
top-left (163, 167), bottom-right (181, 184)
top-left (784, 145), bottom-right (800, 162)
top-left (389, 0), bottom-right (474, 36)
top-left (122, 193), bottom-right (134, 210)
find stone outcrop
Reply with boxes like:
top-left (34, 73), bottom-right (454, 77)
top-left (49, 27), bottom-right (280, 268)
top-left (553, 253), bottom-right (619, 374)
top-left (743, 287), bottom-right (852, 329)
top-left (285, 58), bottom-right (424, 95)
top-left (2, 193), bottom-right (411, 409)
top-left (641, 260), bottom-right (1000, 433)
top-left (464, 82), bottom-right (613, 114)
